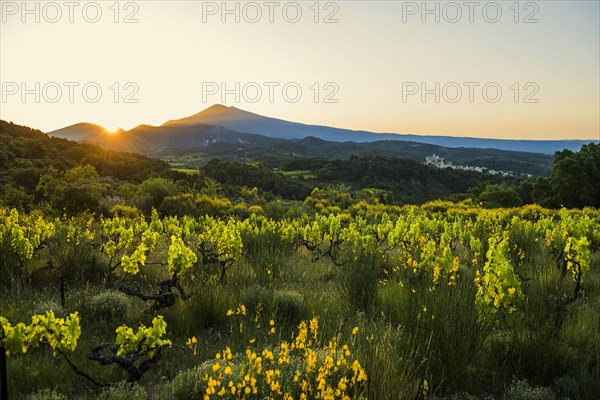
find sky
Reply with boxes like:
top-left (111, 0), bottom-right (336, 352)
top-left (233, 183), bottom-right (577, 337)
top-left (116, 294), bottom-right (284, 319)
top-left (1, 0), bottom-right (599, 140)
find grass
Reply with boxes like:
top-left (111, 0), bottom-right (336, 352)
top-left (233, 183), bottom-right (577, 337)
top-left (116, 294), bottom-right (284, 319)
top-left (277, 170), bottom-right (317, 179)
top-left (172, 168), bottom-right (201, 175)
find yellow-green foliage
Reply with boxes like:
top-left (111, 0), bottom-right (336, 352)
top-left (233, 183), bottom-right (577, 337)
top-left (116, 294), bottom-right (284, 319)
top-left (475, 236), bottom-right (524, 315)
top-left (114, 316), bottom-right (172, 358)
top-left (0, 310), bottom-right (80, 356)
top-left (168, 235), bottom-right (198, 275)
top-left (0, 208), bottom-right (55, 261)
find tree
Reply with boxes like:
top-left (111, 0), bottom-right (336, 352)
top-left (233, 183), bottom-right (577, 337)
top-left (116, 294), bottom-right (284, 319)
top-left (534, 143), bottom-right (600, 208)
top-left (479, 184), bottom-right (522, 208)
top-left (37, 165), bottom-right (107, 214)
top-left (0, 184), bottom-right (33, 211)
top-left (136, 178), bottom-right (182, 213)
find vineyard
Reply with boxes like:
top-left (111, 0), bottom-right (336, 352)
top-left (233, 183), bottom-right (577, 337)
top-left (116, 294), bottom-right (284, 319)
top-left (1, 202), bottom-right (599, 399)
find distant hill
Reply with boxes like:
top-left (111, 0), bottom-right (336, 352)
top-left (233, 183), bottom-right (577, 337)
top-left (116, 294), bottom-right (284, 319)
top-left (49, 121), bottom-right (555, 176)
top-left (49, 122), bottom-right (122, 142)
top-left (52, 105), bottom-right (596, 155)
top-left (155, 135), bottom-right (555, 177)
top-left (46, 104), bottom-right (597, 176)
top-left (163, 104), bottom-right (597, 154)
top-left (49, 122), bottom-right (283, 156)
top-left (127, 124), bottom-right (283, 156)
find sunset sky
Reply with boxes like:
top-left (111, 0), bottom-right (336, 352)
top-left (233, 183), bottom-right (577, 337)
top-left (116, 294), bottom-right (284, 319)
top-left (1, 0), bottom-right (599, 140)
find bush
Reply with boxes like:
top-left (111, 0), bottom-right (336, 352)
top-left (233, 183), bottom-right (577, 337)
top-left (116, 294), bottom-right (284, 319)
top-left (110, 204), bottom-right (143, 219)
top-left (193, 320), bottom-right (367, 399)
top-left (377, 269), bottom-right (483, 393)
top-left (85, 290), bottom-right (131, 326)
top-left (32, 300), bottom-right (65, 318)
top-left (507, 218), bottom-right (541, 267)
top-left (241, 287), bottom-right (307, 324)
top-left (164, 285), bottom-right (230, 335)
top-left (100, 382), bottom-right (147, 400)
top-left (504, 378), bottom-right (556, 400)
top-left (26, 389), bottom-right (68, 400)
top-left (274, 290), bottom-right (307, 324)
top-left (166, 364), bottom-right (205, 400)
top-left (451, 393), bottom-right (494, 400)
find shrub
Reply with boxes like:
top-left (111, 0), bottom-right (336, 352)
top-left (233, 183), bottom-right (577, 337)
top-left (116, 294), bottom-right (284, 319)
top-left (377, 270), bottom-right (483, 393)
top-left (166, 364), bottom-right (205, 400)
top-left (241, 287), bottom-right (307, 324)
top-left (32, 300), bottom-right (65, 318)
top-left (100, 382), bottom-right (147, 400)
top-left (507, 218), bottom-right (541, 267)
top-left (273, 290), bottom-right (307, 324)
top-left (451, 393), bottom-right (494, 400)
top-left (26, 389), bottom-right (68, 400)
top-left (86, 290), bottom-right (131, 325)
top-left (504, 378), bottom-right (556, 400)
top-left (164, 285), bottom-right (230, 335)
top-left (356, 323), bottom-right (424, 400)
top-left (110, 204), bottom-right (143, 219)
top-left (195, 318), bottom-right (367, 399)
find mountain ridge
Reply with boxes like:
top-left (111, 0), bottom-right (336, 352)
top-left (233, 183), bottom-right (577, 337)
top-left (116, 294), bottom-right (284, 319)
top-left (48, 104), bottom-right (598, 155)
top-left (154, 104), bottom-right (599, 154)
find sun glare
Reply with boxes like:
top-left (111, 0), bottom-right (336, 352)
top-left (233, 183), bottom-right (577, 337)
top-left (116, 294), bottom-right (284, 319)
top-left (103, 125), bottom-right (120, 135)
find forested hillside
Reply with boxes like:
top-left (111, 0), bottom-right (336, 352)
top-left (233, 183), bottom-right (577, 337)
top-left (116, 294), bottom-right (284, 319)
top-left (160, 135), bottom-right (555, 177)
top-left (0, 121), bottom-right (526, 213)
top-left (0, 121), bottom-right (182, 212)
top-left (2, 120), bottom-right (598, 215)
top-left (0, 120), bottom-right (175, 184)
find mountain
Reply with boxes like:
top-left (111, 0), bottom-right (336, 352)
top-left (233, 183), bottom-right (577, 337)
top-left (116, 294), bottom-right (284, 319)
top-left (49, 122), bottom-right (118, 142)
top-left (126, 124), bottom-right (283, 156)
top-left (163, 104), bottom-right (598, 154)
top-left (45, 104), bottom-right (597, 177)
top-left (164, 104), bottom-right (402, 142)
top-left (48, 121), bottom-right (283, 155)
top-left (163, 104), bottom-right (371, 142)
top-left (50, 104), bottom-right (598, 155)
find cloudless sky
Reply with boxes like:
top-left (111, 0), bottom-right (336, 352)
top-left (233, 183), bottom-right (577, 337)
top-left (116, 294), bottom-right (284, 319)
top-left (1, 0), bottom-right (599, 140)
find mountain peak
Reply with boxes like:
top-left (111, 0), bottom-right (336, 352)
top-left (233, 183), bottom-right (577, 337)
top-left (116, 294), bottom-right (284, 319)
top-left (48, 122), bottom-right (105, 135)
top-left (47, 122), bottom-right (115, 142)
top-left (162, 104), bottom-right (246, 127)
top-left (204, 104), bottom-right (230, 111)
top-left (198, 104), bottom-right (245, 116)
top-left (162, 104), bottom-right (258, 127)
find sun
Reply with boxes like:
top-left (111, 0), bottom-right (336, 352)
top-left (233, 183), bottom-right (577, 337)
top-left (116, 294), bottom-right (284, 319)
top-left (102, 124), bottom-right (121, 135)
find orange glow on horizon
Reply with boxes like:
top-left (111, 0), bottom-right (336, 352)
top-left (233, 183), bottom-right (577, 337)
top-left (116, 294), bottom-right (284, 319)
top-left (102, 125), bottom-right (120, 135)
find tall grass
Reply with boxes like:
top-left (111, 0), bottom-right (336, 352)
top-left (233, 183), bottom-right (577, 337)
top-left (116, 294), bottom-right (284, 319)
top-left (377, 271), bottom-right (485, 395)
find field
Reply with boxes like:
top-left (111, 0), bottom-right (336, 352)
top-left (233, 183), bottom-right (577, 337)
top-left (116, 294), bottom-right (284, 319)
top-left (1, 202), bottom-right (599, 399)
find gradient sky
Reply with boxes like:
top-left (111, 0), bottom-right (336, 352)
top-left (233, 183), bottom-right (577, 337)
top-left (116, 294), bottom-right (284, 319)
top-left (1, 0), bottom-right (599, 140)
